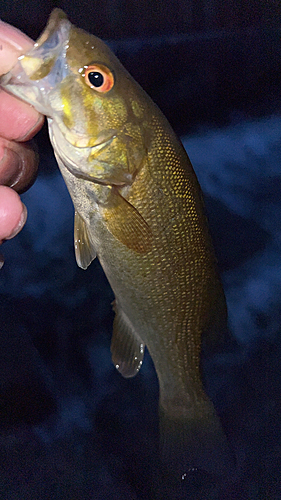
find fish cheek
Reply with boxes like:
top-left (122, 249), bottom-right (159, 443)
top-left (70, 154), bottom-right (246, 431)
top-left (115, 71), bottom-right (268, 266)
top-left (60, 79), bottom-right (102, 139)
top-left (59, 78), bottom-right (89, 133)
top-left (61, 87), bottom-right (74, 129)
top-left (89, 92), bottom-right (128, 137)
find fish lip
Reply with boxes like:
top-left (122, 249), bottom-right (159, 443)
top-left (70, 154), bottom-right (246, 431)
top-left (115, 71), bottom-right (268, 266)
top-left (34, 9), bottom-right (68, 50)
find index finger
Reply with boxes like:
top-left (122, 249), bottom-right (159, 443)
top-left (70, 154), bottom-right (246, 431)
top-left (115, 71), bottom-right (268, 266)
top-left (0, 20), bottom-right (43, 141)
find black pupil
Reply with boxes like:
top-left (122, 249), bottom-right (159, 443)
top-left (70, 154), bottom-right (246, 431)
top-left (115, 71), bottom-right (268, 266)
top-left (88, 71), bottom-right (104, 87)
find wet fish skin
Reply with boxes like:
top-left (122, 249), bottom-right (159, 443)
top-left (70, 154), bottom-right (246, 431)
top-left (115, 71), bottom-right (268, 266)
top-left (0, 9), bottom-right (233, 475)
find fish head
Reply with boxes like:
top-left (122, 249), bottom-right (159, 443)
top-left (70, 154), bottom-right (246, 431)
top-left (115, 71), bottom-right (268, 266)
top-left (1, 9), bottom-right (151, 186)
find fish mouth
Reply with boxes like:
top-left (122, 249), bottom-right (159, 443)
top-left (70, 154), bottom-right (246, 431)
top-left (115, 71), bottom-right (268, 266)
top-left (0, 9), bottom-right (72, 114)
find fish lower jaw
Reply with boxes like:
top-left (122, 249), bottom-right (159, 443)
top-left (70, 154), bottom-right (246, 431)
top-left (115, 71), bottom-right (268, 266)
top-left (63, 129), bottom-right (92, 148)
top-left (49, 123), bottom-right (114, 183)
top-left (49, 119), bottom-right (97, 148)
top-left (49, 116), bottom-right (117, 150)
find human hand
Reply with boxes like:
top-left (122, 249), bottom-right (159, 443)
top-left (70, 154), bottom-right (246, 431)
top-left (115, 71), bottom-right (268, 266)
top-left (0, 20), bottom-right (44, 263)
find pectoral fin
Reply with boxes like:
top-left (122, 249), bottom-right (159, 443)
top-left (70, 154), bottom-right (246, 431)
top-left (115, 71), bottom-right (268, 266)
top-left (74, 211), bottom-right (96, 269)
top-left (111, 301), bottom-right (145, 378)
top-left (102, 191), bottom-right (152, 254)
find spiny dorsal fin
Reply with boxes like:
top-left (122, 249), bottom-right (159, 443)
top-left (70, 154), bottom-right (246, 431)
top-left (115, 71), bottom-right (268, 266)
top-left (102, 191), bottom-right (152, 254)
top-left (111, 300), bottom-right (145, 378)
top-left (74, 211), bottom-right (96, 269)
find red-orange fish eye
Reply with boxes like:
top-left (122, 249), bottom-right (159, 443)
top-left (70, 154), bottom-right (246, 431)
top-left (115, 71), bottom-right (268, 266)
top-left (83, 64), bottom-right (114, 93)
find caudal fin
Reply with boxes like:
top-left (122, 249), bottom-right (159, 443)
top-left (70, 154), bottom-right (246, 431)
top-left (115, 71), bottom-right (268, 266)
top-left (159, 401), bottom-right (236, 479)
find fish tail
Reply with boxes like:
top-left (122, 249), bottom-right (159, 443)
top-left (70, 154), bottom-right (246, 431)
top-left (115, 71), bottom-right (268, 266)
top-left (159, 399), bottom-right (235, 479)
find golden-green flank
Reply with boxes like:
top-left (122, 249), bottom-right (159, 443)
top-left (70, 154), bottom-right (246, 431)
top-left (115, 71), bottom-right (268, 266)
top-left (1, 9), bottom-right (234, 475)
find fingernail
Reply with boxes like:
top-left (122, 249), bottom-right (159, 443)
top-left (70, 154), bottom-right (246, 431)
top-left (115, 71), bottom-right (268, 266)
top-left (6, 203), bottom-right (27, 240)
top-left (16, 114), bottom-right (44, 142)
top-left (0, 148), bottom-right (21, 186)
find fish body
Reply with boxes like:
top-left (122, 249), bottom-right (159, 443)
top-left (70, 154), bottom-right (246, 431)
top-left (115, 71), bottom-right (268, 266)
top-left (1, 10), bottom-right (233, 474)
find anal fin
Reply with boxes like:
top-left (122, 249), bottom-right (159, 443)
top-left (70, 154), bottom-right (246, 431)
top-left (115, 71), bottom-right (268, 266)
top-left (74, 211), bottom-right (96, 269)
top-left (111, 301), bottom-right (145, 378)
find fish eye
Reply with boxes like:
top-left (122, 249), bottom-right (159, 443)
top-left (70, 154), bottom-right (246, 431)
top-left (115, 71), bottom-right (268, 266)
top-left (83, 64), bottom-right (114, 93)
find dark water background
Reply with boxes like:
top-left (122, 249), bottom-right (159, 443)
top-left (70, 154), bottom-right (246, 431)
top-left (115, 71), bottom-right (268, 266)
top-left (0, 2), bottom-right (281, 498)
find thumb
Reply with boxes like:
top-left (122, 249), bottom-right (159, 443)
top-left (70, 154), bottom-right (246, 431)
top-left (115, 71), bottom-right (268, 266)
top-left (0, 20), bottom-right (33, 75)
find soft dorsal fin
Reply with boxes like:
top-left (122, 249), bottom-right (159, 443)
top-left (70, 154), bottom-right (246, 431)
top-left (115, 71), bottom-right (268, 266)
top-left (74, 211), bottom-right (96, 269)
top-left (101, 191), bottom-right (152, 254)
top-left (111, 301), bottom-right (145, 378)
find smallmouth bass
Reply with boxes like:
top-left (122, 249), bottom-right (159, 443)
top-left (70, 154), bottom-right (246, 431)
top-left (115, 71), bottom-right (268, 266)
top-left (1, 10), bottom-right (234, 475)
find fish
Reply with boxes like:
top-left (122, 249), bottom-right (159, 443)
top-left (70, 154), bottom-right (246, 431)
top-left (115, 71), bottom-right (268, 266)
top-left (1, 9), bottom-right (234, 475)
